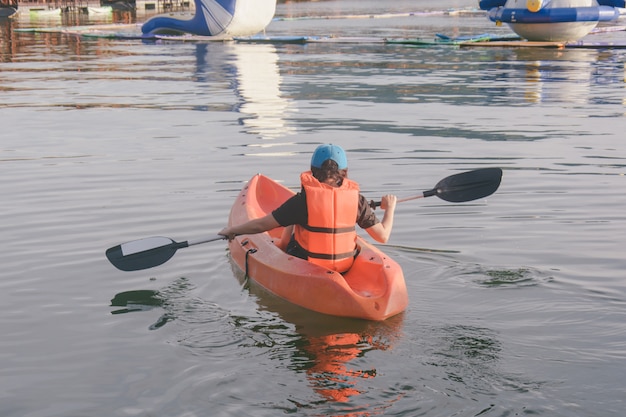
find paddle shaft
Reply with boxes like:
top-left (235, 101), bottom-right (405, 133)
top-left (370, 191), bottom-right (430, 208)
top-left (187, 236), bottom-right (224, 247)
top-left (397, 187), bottom-right (439, 203)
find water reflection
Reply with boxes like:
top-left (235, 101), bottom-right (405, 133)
top-left (112, 267), bottom-right (405, 414)
top-left (507, 48), bottom-right (625, 105)
top-left (462, 265), bottom-right (554, 288)
top-left (233, 43), bottom-right (297, 139)
top-left (3, 16), bottom-right (624, 112)
top-left (110, 287), bottom-right (174, 330)
top-left (297, 325), bottom-right (401, 408)
top-left (520, 50), bottom-right (594, 105)
top-left (232, 266), bottom-right (405, 413)
top-left (277, 44), bottom-right (625, 107)
top-left (472, 48), bottom-right (625, 106)
top-left (0, 10), bottom-right (135, 62)
top-left (427, 324), bottom-right (510, 399)
top-left (2, 25), bottom-right (296, 136)
top-left (110, 289), bottom-right (163, 314)
top-left (193, 41), bottom-right (296, 139)
top-left (18, 7), bottom-right (133, 26)
top-left (0, 17), bottom-right (17, 60)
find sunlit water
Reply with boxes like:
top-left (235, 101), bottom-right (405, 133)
top-left (1, 1), bottom-right (625, 416)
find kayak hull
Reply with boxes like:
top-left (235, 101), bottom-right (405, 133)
top-left (227, 174), bottom-right (408, 321)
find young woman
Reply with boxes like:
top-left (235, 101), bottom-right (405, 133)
top-left (219, 144), bottom-right (397, 272)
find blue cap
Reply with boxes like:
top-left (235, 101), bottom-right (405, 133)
top-left (310, 144), bottom-right (348, 169)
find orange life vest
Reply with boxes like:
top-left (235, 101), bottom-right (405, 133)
top-left (294, 171), bottom-right (359, 272)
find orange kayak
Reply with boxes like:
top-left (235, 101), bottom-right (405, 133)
top-left (227, 174), bottom-right (408, 321)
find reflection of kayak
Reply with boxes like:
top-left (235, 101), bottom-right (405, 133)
top-left (227, 174), bottom-right (408, 321)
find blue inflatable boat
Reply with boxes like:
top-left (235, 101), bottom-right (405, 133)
top-left (479, 0), bottom-right (622, 41)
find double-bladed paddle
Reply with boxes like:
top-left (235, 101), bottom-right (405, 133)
top-left (106, 167), bottom-right (502, 272)
top-left (369, 167), bottom-right (502, 208)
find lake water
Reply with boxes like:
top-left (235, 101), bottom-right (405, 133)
top-left (1, 1), bottom-right (625, 416)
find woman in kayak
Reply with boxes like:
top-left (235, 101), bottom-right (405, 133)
top-left (219, 144), bottom-right (397, 272)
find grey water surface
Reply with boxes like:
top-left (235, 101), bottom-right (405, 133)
top-left (1, 1), bottom-right (625, 416)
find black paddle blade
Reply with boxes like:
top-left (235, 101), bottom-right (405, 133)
top-left (106, 237), bottom-right (187, 272)
top-left (426, 167), bottom-right (502, 203)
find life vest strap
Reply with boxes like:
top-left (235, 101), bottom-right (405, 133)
top-left (303, 248), bottom-right (358, 260)
top-left (301, 225), bottom-right (356, 234)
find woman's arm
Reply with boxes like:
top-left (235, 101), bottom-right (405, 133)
top-left (219, 214), bottom-right (281, 241)
top-left (364, 194), bottom-right (397, 243)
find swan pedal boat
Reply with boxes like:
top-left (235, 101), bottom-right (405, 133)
top-left (227, 174), bottom-right (408, 321)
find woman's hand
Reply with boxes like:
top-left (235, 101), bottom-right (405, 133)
top-left (218, 227), bottom-right (236, 241)
top-left (365, 194), bottom-right (397, 243)
top-left (380, 194), bottom-right (397, 211)
top-left (218, 214), bottom-right (281, 242)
